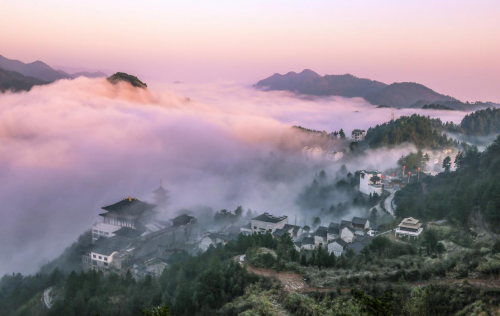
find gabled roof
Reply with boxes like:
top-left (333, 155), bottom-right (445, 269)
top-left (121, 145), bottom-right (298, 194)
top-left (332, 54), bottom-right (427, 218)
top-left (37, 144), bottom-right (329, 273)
top-left (273, 228), bottom-right (287, 237)
top-left (301, 237), bottom-right (315, 245)
top-left (328, 223), bottom-right (340, 235)
top-left (153, 185), bottom-right (168, 195)
top-left (341, 220), bottom-right (352, 227)
top-left (101, 198), bottom-right (156, 216)
top-left (170, 214), bottom-right (194, 224)
top-left (352, 217), bottom-right (368, 225)
top-left (252, 213), bottom-right (287, 223)
top-left (315, 226), bottom-right (328, 238)
top-left (283, 224), bottom-right (301, 233)
top-left (113, 227), bottom-right (145, 239)
top-left (330, 238), bottom-right (348, 248)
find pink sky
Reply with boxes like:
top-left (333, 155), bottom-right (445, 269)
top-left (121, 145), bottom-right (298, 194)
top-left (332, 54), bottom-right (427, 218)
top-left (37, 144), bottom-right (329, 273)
top-left (1, 0), bottom-right (499, 102)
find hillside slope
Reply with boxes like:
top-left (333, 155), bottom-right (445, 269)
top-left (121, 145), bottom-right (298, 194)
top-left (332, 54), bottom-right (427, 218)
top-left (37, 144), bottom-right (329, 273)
top-left (0, 67), bottom-right (48, 92)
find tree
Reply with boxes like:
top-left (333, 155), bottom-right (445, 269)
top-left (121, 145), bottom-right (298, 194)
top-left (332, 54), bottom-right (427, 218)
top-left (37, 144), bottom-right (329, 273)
top-left (303, 225), bottom-right (310, 233)
top-left (352, 289), bottom-right (393, 316)
top-left (234, 206), bottom-right (243, 217)
top-left (312, 217), bottom-right (321, 228)
top-left (339, 129), bottom-right (346, 139)
top-left (442, 156), bottom-right (452, 172)
top-left (141, 305), bottom-right (171, 316)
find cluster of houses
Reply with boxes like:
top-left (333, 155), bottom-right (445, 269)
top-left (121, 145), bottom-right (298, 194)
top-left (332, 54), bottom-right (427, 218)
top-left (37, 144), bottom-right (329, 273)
top-left (199, 212), bottom-right (375, 257)
top-left (83, 183), bottom-right (198, 278)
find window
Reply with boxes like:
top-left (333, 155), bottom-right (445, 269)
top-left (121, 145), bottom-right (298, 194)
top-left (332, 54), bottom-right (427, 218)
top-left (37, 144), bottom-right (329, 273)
top-left (92, 260), bottom-right (97, 266)
top-left (104, 257), bottom-right (108, 261)
top-left (253, 226), bottom-right (257, 229)
top-left (104, 262), bottom-right (108, 266)
top-left (93, 254), bottom-right (96, 258)
top-left (98, 256), bottom-right (102, 259)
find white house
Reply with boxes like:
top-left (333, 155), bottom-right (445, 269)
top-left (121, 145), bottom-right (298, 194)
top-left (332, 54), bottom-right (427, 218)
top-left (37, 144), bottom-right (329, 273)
top-left (199, 232), bottom-right (238, 251)
top-left (328, 238), bottom-right (348, 257)
top-left (395, 217), bottom-right (423, 238)
top-left (351, 217), bottom-right (370, 230)
top-left (340, 225), bottom-right (356, 243)
top-left (359, 170), bottom-right (383, 196)
top-left (251, 213), bottom-right (288, 233)
top-left (314, 226), bottom-right (329, 246)
top-left (295, 236), bottom-right (315, 250)
top-left (327, 223), bottom-right (340, 242)
top-left (89, 236), bottom-right (133, 271)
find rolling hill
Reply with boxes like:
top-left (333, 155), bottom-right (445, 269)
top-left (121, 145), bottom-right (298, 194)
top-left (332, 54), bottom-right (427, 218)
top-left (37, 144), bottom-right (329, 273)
top-left (0, 67), bottom-right (49, 92)
top-left (107, 72), bottom-right (147, 88)
top-left (254, 69), bottom-right (387, 97)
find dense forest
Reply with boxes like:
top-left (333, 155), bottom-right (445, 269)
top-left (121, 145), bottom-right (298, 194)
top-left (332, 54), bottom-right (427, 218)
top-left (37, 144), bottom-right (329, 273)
top-left (421, 104), bottom-right (454, 111)
top-left (449, 107), bottom-right (500, 136)
top-left (363, 114), bottom-right (458, 149)
top-left (395, 135), bottom-right (500, 231)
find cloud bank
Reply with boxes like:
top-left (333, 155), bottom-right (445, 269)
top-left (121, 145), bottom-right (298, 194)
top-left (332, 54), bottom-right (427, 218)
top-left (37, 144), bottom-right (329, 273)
top-left (0, 78), bottom-right (469, 275)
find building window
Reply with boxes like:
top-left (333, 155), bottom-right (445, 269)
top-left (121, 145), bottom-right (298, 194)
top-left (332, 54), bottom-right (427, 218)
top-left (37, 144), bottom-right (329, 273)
top-left (92, 260), bottom-right (97, 266)
top-left (93, 254), bottom-right (96, 258)
top-left (104, 257), bottom-right (107, 261)
top-left (98, 256), bottom-right (102, 259)
top-left (104, 262), bottom-right (108, 266)
top-left (253, 226), bottom-right (257, 229)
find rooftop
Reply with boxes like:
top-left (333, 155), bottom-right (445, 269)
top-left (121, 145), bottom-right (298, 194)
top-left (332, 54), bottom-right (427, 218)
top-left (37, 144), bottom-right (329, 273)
top-left (113, 227), bottom-right (145, 239)
top-left (170, 214), bottom-right (195, 224)
top-left (352, 217), bottom-right (368, 225)
top-left (101, 197), bottom-right (156, 216)
top-left (330, 238), bottom-right (348, 247)
top-left (315, 226), bottom-right (328, 238)
top-left (252, 212), bottom-right (288, 224)
top-left (328, 222), bottom-right (340, 235)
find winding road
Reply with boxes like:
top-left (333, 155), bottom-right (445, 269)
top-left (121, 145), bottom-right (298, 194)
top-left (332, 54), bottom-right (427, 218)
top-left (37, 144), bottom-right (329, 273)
top-left (384, 191), bottom-right (396, 217)
top-left (43, 287), bottom-right (52, 309)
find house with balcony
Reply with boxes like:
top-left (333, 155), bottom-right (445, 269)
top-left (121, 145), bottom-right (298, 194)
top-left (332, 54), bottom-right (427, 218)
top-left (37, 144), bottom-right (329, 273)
top-left (395, 217), bottom-right (423, 238)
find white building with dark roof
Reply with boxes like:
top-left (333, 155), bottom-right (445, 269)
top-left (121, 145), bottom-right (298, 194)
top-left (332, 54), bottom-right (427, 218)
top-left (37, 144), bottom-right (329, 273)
top-left (352, 217), bottom-right (370, 230)
top-left (328, 238), bottom-right (348, 256)
top-left (251, 213), bottom-right (288, 233)
top-left (395, 217), bottom-right (423, 238)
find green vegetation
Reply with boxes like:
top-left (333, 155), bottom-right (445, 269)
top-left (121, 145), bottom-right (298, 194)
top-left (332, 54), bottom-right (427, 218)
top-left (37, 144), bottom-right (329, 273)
top-left (364, 114), bottom-right (458, 149)
top-left (449, 107), bottom-right (500, 136)
top-left (421, 104), bottom-right (455, 111)
top-left (395, 135), bottom-right (500, 231)
top-left (107, 72), bottom-right (147, 88)
top-left (0, 67), bottom-right (49, 92)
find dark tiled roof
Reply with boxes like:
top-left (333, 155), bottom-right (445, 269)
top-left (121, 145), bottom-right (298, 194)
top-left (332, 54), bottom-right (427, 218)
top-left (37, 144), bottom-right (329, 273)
top-left (113, 227), bottom-right (144, 239)
top-left (170, 214), bottom-right (195, 224)
top-left (352, 217), bottom-right (368, 225)
top-left (315, 226), bottom-right (328, 238)
top-left (273, 228), bottom-right (287, 237)
top-left (302, 237), bottom-right (315, 245)
top-left (331, 238), bottom-right (348, 247)
top-left (341, 220), bottom-right (352, 227)
top-left (91, 236), bottom-right (132, 256)
top-left (328, 223), bottom-right (340, 235)
top-left (252, 213), bottom-right (287, 223)
top-left (152, 185), bottom-right (168, 195)
top-left (101, 198), bottom-right (156, 216)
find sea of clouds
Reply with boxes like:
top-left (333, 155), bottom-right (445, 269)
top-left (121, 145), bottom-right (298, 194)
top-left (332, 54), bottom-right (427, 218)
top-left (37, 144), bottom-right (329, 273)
top-left (0, 78), bottom-right (469, 275)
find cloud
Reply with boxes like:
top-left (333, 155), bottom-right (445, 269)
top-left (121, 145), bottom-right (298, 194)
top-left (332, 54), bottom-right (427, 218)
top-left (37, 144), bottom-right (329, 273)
top-left (0, 78), bottom-right (469, 275)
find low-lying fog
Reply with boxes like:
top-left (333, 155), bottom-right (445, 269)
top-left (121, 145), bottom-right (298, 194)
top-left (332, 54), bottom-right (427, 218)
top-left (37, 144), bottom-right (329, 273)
top-left (0, 78), bottom-right (469, 275)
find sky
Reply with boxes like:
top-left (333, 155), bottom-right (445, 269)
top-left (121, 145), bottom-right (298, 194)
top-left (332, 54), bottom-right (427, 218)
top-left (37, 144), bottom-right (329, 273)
top-left (1, 0), bottom-right (500, 101)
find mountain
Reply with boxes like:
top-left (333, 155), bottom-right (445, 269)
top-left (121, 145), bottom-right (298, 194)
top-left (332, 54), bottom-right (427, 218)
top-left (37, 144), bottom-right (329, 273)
top-left (0, 55), bottom-right (70, 82)
top-left (364, 82), bottom-right (457, 108)
top-left (254, 69), bottom-right (387, 97)
top-left (0, 55), bottom-right (108, 83)
top-left (411, 99), bottom-right (498, 111)
top-left (107, 72), bottom-right (147, 88)
top-left (0, 67), bottom-right (48, 92)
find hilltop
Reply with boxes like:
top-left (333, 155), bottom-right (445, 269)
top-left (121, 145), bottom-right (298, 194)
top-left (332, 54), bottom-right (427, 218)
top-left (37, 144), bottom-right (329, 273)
top-left (255, 70), bottom-right (497, 110)
top-left (254, 69), bottom-right (387, 98)
top-left (107, 72), bottom-right (148, 88)
top-left (0, 67), bottom-right (49, 92)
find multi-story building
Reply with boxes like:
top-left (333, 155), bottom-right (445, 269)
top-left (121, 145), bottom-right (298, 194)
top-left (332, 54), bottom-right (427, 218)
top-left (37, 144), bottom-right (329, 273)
top-left (351, 129), bottom-right (366, 142)
top-left (395, 217), bottom-right (423, 238)
top-left (251, 213), bottom-right (288, 233)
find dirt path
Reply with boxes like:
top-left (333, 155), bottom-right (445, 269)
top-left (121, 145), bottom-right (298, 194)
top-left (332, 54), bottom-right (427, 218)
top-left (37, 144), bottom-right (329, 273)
top-left (244, 262), bottom-right (500, 293)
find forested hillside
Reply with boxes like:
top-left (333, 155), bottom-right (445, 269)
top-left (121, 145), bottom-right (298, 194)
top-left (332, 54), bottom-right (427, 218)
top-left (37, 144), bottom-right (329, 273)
top-left (449, 107), bottom-right (500, 136)
top-left (395, 135), bottom-right (500, 231)
top-left (363, 114), bottom-right (458, 149)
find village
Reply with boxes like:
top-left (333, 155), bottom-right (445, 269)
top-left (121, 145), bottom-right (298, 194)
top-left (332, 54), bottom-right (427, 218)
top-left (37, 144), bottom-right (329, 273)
top-left (82, 156), bottom-right (425, 280)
